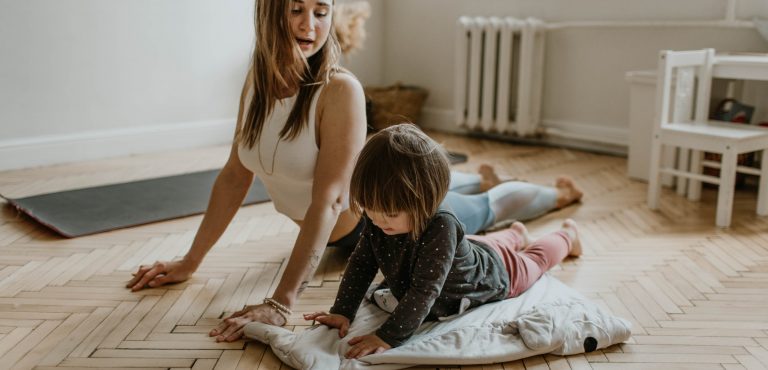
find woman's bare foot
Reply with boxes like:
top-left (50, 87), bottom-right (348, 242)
top-left (555, 176), bottom-right (583, 209)
top-left (561, 219), bottom-right (582, 257)
top-left (509, 221), bottom-right (532, 249)
top-left (479, 164), bottom-right (503, 192)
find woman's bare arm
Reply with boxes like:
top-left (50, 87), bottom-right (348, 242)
top-left (127, 73), bottom-right (254, 291)
top-left (271, 73), bottom-right (367, 306)
top-left (209, 73), bottom-right (367, 341)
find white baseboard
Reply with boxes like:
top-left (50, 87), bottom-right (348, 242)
top-left (541, 119), bottom-right (628, 147)
top-left (419, 107), bottom-right (468, 134)
top-left (419, 106), bottom-right (628, 155)
top-left (0, 119), bottom-right (236, 171)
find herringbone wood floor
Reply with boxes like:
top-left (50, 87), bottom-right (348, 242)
top-left (0, 132), bottom-right (766, 370)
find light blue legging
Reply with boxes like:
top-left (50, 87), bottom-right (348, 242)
top-left (444, 171), bottom-right (558, 234)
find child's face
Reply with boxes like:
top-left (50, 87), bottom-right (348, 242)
top-left (365, 209), bottom-right (412, 236)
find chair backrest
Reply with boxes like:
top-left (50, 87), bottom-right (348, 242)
top-left (654, 49), bottom-right (715, 131)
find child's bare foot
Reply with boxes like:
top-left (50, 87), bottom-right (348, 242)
top-left (555, 176), bottom-right (583, 208)
top-left (479, 164), bottom-right (503, 192)
top-left (509, 222), bottom-right (532, 249)
top-left (561, 219), bottom-right (582, 257)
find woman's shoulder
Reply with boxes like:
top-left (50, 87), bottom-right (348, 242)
top-left (315, 70), bottom-right (366, 130)
top-left (322, 70), bottom-right (364, 99)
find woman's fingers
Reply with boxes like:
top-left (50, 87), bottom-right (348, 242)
top-left (127, 261), bottom-right (194, 291)
top-left (148, 274), bottom-right (171, 287)
top-left (215, 317), bottom-right (245, 342)
top-left (129, 264), bottom-right (165, 291)
top-left (224, 328), bottom-right (244, 342)
top-left (125, 265), bottom-right (151, 288)
top-left (210, 309), bottom-right (246, 337)
top-left (209, 317), bottom-right (230, 337)
top-left (210, 319), bottom-right (234, 337)
top-left (211, 305), bottom-right (286, 341)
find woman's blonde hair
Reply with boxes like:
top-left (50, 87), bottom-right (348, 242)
top-left (350, 124), bottom-right (451, 239)
top-left (236, 0), bottom-right (342, 148)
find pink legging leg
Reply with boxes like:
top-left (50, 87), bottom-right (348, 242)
top-left (467, 229), bottom-right (571, 298)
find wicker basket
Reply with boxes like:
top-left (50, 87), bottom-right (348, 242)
top-left (364, 83), bottom-right (429, 130)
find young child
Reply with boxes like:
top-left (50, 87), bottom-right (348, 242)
top-left (304, 124), bottom-right (581, 359)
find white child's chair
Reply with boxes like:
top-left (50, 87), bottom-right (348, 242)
top-left (647, 49), bottom-right (768, 227)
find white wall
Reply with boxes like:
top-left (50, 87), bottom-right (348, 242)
top-left (2, 0), bottom-right (767, 170)
top-left (542, 26), bottom-right (767, 138)
top-left (0, 0), bottom-right (254, 137)
top-left (341, 0), bottom-right (384, 86)
top-left (0, 0), bottom-right (383, 170)
top-left (380, 0), bottom-right (768, 148)
top-left (0, 0), bottom-right (254, 170)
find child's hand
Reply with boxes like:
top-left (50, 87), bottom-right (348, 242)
top-left (345, 334), bottom-right (391, 359)
top-left (303, 312), bottom-right (350, 338)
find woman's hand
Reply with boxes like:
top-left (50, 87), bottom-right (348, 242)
top-left (345, 334), bottom-right (391, 359)
top-left (209, 304), bottom-right (286, 342)
top-left (303, 312), bottom-right (350, 337)
top-left (126, 260), bottom-right (196, 291)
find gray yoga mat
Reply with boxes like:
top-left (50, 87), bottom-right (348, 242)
top-left (1, 151), bottom-right (468, 238)
top-left (1, 170), bottom-right (270, 238)
top-left (448, 151), bottom-right (468, 164)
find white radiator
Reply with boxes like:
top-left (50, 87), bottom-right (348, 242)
top-left (454, 17), bottom-right (546, 136)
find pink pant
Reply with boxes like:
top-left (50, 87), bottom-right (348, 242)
top-left (467, 229), bottom-right (571, 298)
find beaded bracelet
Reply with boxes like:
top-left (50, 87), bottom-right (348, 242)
top-left (264, 297), bottom-right (292, 314)
top-left (263, 297), bottom-right (291, 325)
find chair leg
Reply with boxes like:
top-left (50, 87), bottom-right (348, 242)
top-left (758, 149), bottom-right (768, 216)
top-left (676, 148), bottom-right (689, 196)
top-left (688, 149), bottom-right (703, 201)
top-left (716, 149), bottom-right (737, 227)
top-left (661, 144), bottom-right (676, 187)
top-left (647, 137), bottom-right (664, 210)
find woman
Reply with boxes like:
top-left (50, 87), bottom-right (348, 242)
top-left (126, 0), bottom-right (582, 343)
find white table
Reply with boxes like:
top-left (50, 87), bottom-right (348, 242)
top-left (713, 54), bottom-right (768, 81)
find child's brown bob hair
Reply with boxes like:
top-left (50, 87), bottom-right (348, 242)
top-left (350, 124), bottom-right (451, 239)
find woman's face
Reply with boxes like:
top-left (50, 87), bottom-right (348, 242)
top-left (289, 0), bottom-right (333, 58)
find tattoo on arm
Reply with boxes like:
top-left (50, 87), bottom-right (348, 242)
top-left (298, 251), bottom-right (322, 294)
top-left (310, 253), bottom-right (322, 269)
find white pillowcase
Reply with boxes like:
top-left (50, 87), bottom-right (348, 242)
top-left (245, 274), bottom-right (631, 370)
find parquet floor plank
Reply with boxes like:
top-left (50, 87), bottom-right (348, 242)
top-left (1, 132), bottom-right (766, 369)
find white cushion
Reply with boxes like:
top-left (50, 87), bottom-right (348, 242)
top-left (244, 274), bottom-right (631, 370)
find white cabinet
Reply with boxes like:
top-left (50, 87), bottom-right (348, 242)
top-left (626, 70), bottom-right (660, 182)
